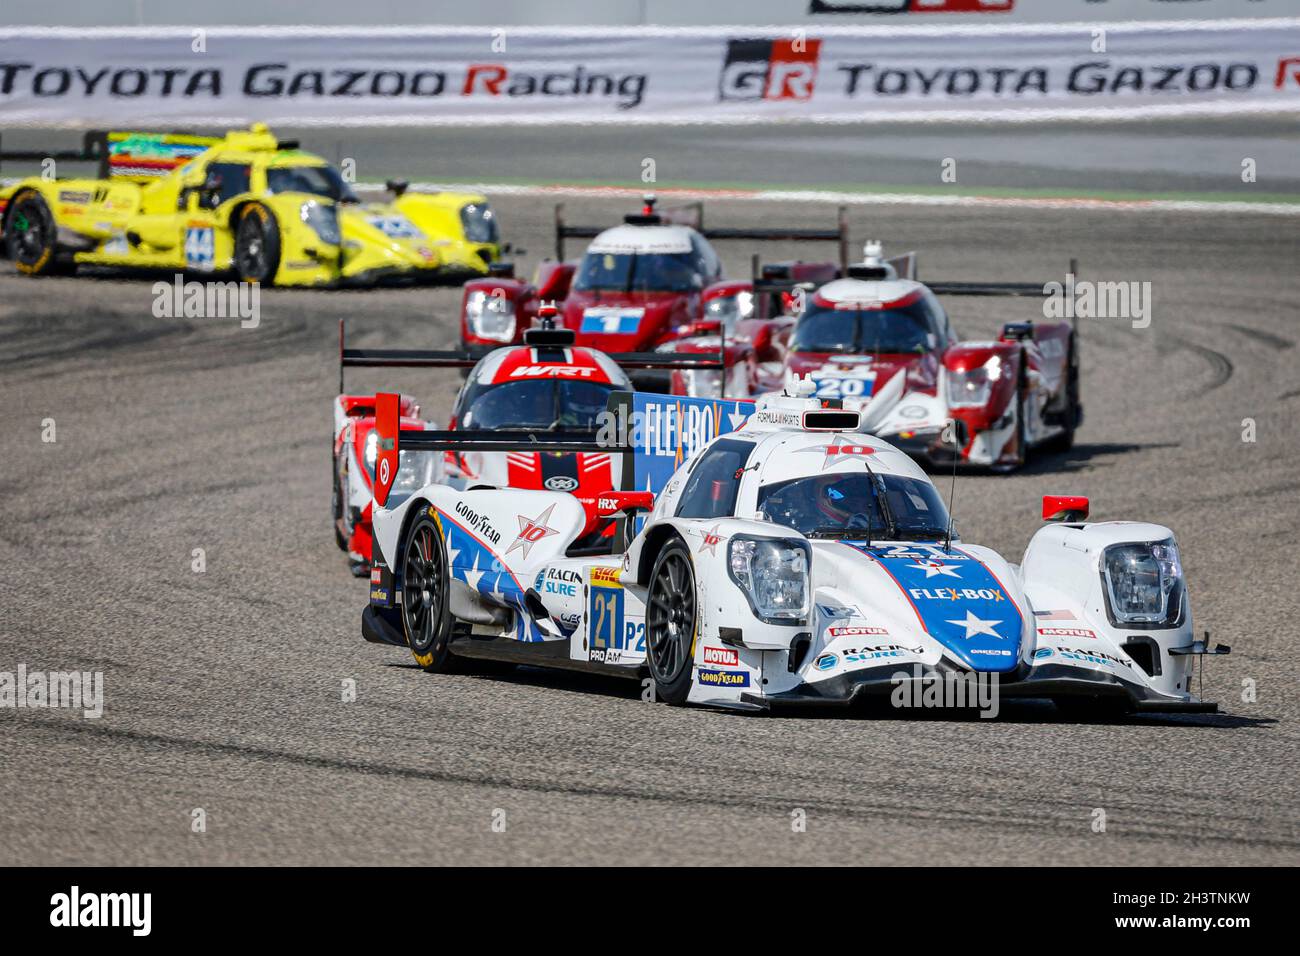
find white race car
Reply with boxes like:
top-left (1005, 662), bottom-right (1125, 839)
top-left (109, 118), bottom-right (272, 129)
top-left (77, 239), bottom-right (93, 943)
top-left (359, 383), bottom-right (1226, 715)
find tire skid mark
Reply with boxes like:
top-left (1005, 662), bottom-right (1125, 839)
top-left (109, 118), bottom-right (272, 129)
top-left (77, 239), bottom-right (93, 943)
top-left (1228, 323), bottom-right (1295, 351)
top-left (1164, 334), bottom-right (1234, 392)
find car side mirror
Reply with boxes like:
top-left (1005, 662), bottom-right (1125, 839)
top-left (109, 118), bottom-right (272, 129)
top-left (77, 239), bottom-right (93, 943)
top-left (196, 173), bottom-right (223, 209)
top-left (1043, 494), bottom-right (1089, 522)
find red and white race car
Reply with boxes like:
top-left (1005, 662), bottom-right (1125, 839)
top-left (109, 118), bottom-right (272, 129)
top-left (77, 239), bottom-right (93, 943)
top-left (663, 243), bottom-right (1084, 470)
top-left (456, 195), bottom-right (845, 390)
top-left (333, 390), bottom-right (437, 575)
top-left (332, 310), bottom-right (722, 573)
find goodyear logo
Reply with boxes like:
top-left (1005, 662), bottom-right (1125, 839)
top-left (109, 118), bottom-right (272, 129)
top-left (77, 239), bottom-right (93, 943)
top-left (697, 668), bottom-right (750, 688)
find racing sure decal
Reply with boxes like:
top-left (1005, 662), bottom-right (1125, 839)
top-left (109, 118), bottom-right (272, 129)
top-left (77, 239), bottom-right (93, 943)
top-left (846, 543), bottom-right (1024, 672)
top-left (1034, 645), bottom-right (1134, 671)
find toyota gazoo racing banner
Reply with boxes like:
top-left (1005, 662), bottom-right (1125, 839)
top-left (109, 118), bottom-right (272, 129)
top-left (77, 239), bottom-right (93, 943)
top-left (1, 20), bottom-right (1298, 125)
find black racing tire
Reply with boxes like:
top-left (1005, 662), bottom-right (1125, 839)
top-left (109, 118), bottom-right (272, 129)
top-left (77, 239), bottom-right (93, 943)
top-left (1011, 393), bottom-right (1028, 469)
top-left (645, 538), bottom-right (698, 706)
top-left (1010, 347), bottom-right (1031, 469)
top-left (1044, 334), bottom-right (1081, 453)
top-left (990, 393), bottom-right (1027, 474)
top-left (998, 347), bottom-right (1031, 471)
top-left (331, 460), bottom-right (348, 551)
top-left (233, 202), bottom-right (281, 285)
top-left (4, 189), bottom-right (59, 276)
top-left (401, 511), bottom-right (455, 673)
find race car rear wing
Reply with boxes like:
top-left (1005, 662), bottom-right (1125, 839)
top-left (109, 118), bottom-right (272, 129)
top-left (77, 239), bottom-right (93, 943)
top-left (338, 319), bottom-right (726, 394)
top-left (338, 319), bottom-right (480, 392)
top-left (751, 256), bottom-right (1081, 303)
top-left (370, 390), bottom-right (630, 509)
top-left (555, 201), bottom-right (850, 269)
top-left (0, 130), bottom-right (221, 181)
top-left (923, 257), bottom-right (1079, 298)
top-left (371, 389), bottom-right (755, 509)
top-left (0, 131), bottom-right (109, 176)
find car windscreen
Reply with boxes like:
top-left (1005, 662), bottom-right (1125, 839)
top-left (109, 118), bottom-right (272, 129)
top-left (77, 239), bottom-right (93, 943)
top-left (265, 165), bottom-right (359, 203)
top-left (459, 379), bottom-right (616, 431)
top-left (757, 471), bottom-right (951, 540)
top-left (574, 251), bottom-right (701, 293)
top-left (792, 300), bottom-right (934, 354)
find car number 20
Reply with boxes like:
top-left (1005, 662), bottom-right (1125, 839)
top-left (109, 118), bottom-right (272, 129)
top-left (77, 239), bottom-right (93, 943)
top-left (813, 377), bottom-right (872, 399)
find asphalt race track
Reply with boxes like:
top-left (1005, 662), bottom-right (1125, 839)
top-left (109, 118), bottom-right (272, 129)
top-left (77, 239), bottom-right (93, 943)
top-left (1, 196), bottom-right (1298, 866)
top-left (4, 117), bottom-right (1300, 197)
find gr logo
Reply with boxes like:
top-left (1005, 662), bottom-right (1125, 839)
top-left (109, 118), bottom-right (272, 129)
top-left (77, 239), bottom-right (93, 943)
top-left (719, 38), bottom-right (822, 102)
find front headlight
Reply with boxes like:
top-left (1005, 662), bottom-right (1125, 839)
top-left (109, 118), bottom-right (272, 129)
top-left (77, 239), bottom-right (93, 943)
top-left (460, 202), bottom-right (499, 244)
top-left (392, 449), bottom-right (436, 494)
top-left (464, 290), bottom-right (516, 343)
top-left (727, 536), bottom-right (810, 625)
top-left (1102, 538), bottom-right (1185, 627)
top-left (704, 291), bottom-right (753, 332)
top-left (682, 368), bottom-right (723, 398)
top-left (363, 430), bottom-right (379, 476)
top-left (945, 356), bottom-right (1001, 408)
top-left (300, 200), bottom-right (340, 246)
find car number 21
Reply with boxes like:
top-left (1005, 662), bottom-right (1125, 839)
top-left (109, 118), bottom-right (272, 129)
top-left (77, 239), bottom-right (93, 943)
top-left (589, 585), bottom-right (644, 652)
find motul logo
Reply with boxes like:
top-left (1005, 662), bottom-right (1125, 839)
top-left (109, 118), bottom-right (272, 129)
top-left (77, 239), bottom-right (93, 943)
top-left (702, 646), bottom-right (739, 667)
top-left (1037, 627), bottom-right (1096, 639)
top-left (719, 38), bottom-right (822, 102)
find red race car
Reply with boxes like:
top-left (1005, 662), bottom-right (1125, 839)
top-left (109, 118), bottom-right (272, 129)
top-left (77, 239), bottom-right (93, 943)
top-left (709, 242), bottom-right (1084, 471)
top-left (457, 195), bottom-right (846, 390)
top-left (332, 309), bottom-right (722, 573)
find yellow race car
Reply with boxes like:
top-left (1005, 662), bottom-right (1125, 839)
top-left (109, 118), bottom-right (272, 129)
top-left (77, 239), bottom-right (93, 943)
top-left (0, 124), bottom-right (500, 286)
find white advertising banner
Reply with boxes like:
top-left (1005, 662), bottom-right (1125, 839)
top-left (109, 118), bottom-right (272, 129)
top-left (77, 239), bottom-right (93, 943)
top-left (1, 20), bottom-right (1298, 126)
